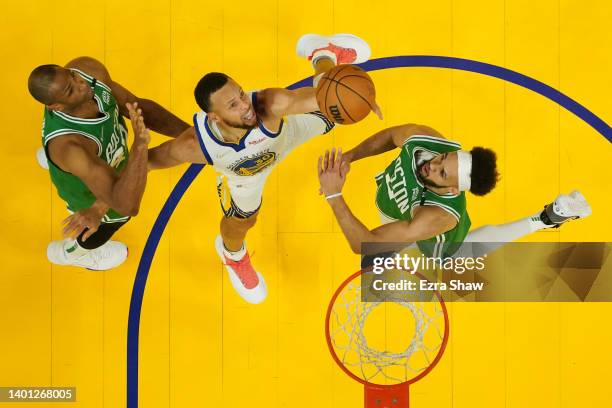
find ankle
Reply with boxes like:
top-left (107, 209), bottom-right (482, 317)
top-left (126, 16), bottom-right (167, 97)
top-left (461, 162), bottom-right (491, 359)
top-left (313, 54), bottom-right (337, 71)
top-left (223, 241), bottom-right (246, 261)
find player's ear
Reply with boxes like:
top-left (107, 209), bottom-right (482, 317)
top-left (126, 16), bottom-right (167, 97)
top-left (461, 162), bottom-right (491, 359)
top-left (208, 112), bottom-right (219, 122)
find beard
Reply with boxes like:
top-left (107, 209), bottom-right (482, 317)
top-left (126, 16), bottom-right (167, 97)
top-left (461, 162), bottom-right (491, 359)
top-left (417, 161), bottom-right (445, 189)
top-left (224, 117), bottom-right (257, 130)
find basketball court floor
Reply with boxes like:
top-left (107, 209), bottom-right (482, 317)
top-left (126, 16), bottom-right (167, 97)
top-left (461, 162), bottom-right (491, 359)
top-left (2, 0), bottom-right (611, 407)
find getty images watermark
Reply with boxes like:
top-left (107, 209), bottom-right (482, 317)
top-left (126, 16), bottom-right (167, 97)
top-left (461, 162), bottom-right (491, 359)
top-left (369, 252), bottom-right (487, 294)
top-left (360, 242), bottom-right (612, 302)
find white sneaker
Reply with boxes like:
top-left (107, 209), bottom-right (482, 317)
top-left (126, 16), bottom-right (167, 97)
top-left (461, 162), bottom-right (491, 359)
top-left (296, 33), bottom-right (371, 64)
top-left (47, 239), bottom-right (128, 271)
top-left (214, 235), bottom-right (267, 304)
top-left (542, 190), bottom-right (592, 226)
top-left (37, 147), bottom-right (49, 170)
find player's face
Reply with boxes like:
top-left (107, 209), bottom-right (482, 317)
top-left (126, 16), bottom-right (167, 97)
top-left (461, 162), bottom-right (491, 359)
top-left (47, 69), bottom-right (94, 110)
top-left (209, 79), bottom-right (257, 129)
top-left (419, 152), bottom-right (459, 189)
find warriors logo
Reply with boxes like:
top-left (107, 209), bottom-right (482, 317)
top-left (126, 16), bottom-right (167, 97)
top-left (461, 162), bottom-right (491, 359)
top-left (230, 151), bottom-right (277, 176)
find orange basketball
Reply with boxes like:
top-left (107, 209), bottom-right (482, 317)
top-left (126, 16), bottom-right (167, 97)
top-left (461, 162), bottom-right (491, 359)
top-left (316, 65), bottom-right (376, 125)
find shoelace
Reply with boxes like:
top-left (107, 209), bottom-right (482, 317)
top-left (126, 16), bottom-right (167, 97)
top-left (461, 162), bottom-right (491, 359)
top-left (86, 246), bottom-right (114, 268)
top-left (223, 252), bottom-right (259, 289)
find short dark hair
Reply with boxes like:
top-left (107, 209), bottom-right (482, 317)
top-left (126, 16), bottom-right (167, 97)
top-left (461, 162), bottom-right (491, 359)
top-left (469, 147), bottom-right (499, 196)
top-left (28, 64), bottom-right (62, 104)
top-left (194, 72), bottom-right (230, 112)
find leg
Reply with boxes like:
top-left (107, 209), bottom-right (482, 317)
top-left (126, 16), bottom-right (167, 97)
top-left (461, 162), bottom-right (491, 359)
top-left (76, 220), bottom-right (126, 249)
top-left (454, 190), bottom-right (592, 258)
top-left (314, 57), bottom-right (335, 76)
top-left (220, 212), bottom-right (258, 253)
top-left (214, 175), bottom-right (267, 304)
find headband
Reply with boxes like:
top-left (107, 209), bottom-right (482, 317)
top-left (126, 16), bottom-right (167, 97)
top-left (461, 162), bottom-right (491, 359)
top-left (457, 150), bottom-right (472, 192)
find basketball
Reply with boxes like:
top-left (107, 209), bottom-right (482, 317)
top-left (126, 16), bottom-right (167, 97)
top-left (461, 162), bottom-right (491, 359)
top-left (316, 65), bottom-right (376, 125)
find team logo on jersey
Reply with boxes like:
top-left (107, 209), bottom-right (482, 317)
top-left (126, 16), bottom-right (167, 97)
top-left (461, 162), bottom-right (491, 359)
top-left (109, 146), bottom-right (125, 167)
top-left (230, 151), bottom-right (276, 176)
top-left (411, 187), bottom-right (420, 201)
top-left (106, 115), bottom-right (128, 168)
top-left (102, 90), bottom-right (111, 104)
top-left (385, 157), bottom-right (410, 214)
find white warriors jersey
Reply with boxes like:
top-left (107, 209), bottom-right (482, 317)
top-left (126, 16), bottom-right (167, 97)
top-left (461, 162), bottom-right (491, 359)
top-left (193, 92), bottom-right (333, 182)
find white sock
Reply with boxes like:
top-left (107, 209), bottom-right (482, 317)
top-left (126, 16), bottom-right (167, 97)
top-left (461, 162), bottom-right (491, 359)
top-left (453, 212), bottom-right (553, 258)
top-left (465, 212), bottom-right (551, 243)
top-left (64, 240), bottom-right (89, 259)
top-left (223, 242), bottom-right (246, 261)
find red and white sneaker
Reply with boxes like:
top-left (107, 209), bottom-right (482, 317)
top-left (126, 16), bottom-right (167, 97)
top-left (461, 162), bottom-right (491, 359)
top-left (296, 33), bottom-right (371, 65)
top-left (214, 235), bottom-right (267, 304)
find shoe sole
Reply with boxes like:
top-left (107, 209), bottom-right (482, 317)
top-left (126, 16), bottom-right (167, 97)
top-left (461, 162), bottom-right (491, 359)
top-left (557, 191), bottom-right (592, 218)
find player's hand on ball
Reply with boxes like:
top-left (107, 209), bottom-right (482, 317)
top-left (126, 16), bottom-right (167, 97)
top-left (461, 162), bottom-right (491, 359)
top-left (126, 102), bottom-right (151, 146)
top-left (62, 207), bottom-right (104, 241)
top-left (318, 148), bottom-right (349, 197)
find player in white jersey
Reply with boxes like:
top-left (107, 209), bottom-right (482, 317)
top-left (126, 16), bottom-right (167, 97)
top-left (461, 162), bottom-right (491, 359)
top-left (149, 33), bottom-right (381, 304)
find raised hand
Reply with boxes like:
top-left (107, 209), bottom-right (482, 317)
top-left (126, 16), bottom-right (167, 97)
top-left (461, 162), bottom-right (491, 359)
top-left (318, 148), bottom-right (350, 197)
top-left (126, 102), bottom-right (151, 146)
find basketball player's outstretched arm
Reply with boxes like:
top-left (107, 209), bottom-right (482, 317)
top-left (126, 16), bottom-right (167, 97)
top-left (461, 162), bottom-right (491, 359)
top-left (148, 127), bottom-right (209, 170)
top-left (258, 88), bottom-right (320, 118)
top-left (343, 124), bottom-right (444, 163)
top-left (66, 57), bottom-right (190, 137)
top-left (318, 149), bottom-right (456, 254)
top-left (259, 87), bottom-right (383, 120)
top-left (47, 103), bottom-right (151, 217)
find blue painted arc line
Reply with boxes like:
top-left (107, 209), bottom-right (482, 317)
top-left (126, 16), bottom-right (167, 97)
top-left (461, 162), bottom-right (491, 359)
top-left (360, 56), bottom-right (611, 142)
top-left (126, 55), bottom-right (611, 408)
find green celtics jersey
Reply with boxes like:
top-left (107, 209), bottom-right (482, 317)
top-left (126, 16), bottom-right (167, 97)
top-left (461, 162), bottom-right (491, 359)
top-left (375, 135), bottom-right (471, 258)
top-left (41, 68), bottom-right (129, 223)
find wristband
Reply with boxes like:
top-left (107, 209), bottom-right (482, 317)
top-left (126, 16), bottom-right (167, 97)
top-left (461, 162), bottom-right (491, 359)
top-left (325, 192), bottom-right (342, 200)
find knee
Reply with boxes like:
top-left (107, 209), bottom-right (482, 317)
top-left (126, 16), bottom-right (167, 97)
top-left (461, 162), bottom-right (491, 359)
top-left (241, 212), bottom-right (258, 227)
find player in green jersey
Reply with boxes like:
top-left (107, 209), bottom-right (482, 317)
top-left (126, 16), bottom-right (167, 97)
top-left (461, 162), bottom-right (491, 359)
top-left (317, 124), bottom-right (592, 258)
top-left (28, 57), bottom-right (190, 270)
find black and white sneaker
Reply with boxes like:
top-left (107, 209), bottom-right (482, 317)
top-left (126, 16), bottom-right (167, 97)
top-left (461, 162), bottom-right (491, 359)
top-left (541, 190), bottom-right (592, 227)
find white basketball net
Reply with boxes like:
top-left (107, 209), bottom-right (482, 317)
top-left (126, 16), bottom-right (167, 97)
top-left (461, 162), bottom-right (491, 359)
top-left (329, 274), bottom-right (446, 385)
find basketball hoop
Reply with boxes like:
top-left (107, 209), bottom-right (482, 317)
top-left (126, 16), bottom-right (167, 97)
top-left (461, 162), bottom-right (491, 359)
top-left (325, 268), bottom-right (449, 407)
